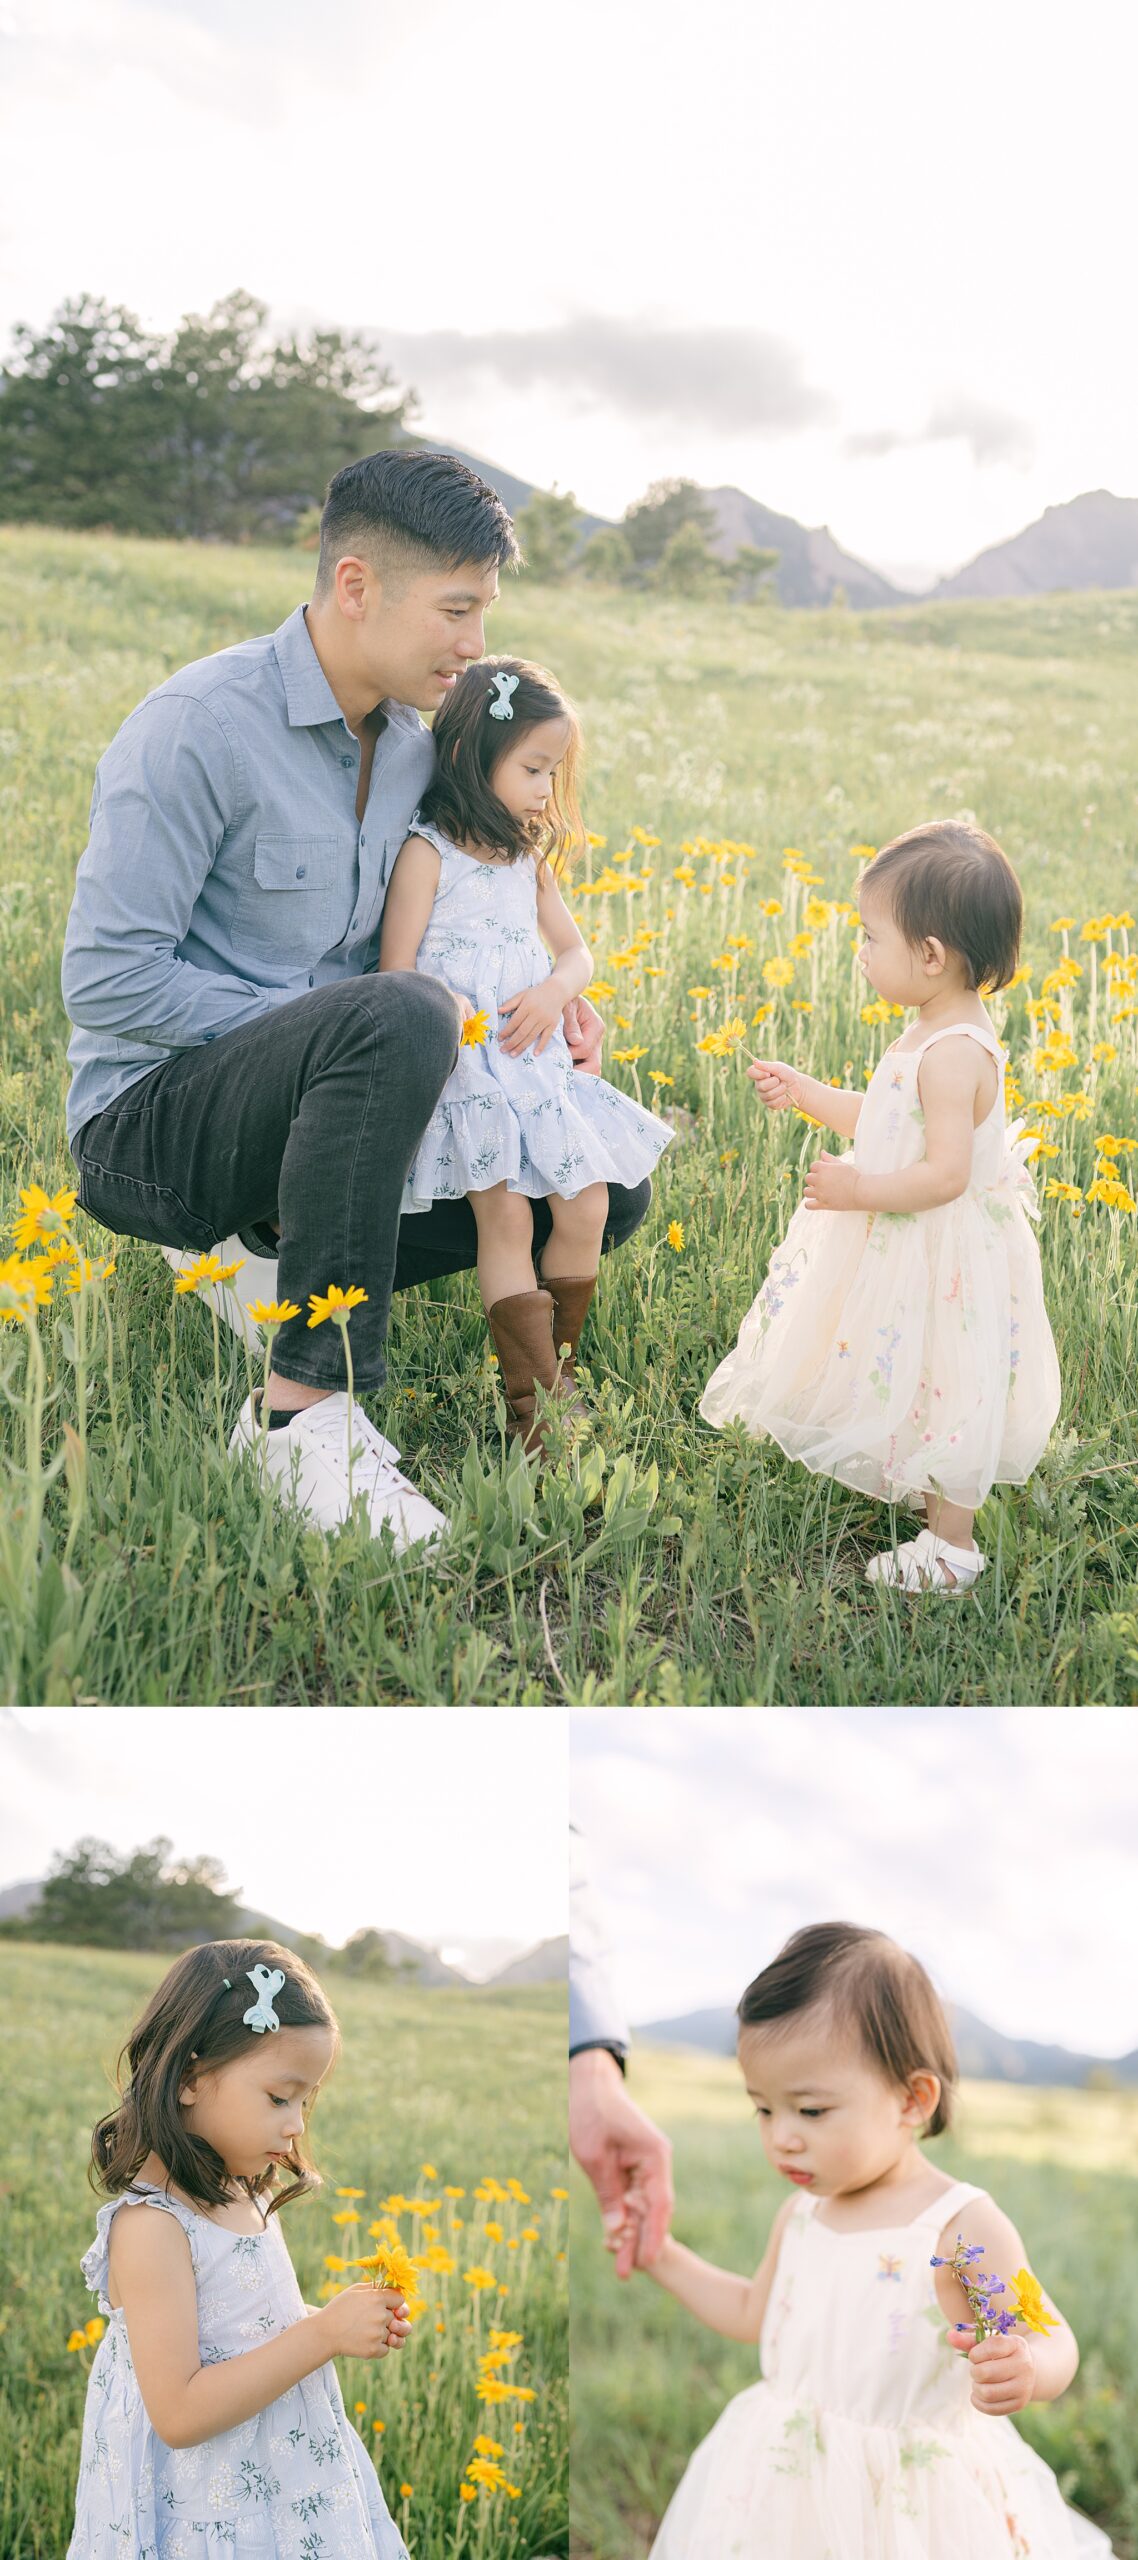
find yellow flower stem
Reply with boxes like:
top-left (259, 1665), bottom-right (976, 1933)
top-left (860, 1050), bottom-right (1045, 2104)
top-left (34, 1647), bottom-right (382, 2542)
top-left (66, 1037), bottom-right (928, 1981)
top-left (335, 1310), bottom-right (356, 1512)
top-left (259, 1323), bottom-right (280, 1470)
top-left (207, 1290), bottom-right (225, 1452)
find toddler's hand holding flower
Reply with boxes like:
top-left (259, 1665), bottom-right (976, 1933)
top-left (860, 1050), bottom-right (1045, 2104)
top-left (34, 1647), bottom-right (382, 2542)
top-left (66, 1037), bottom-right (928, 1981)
top-left (746, 1058), bottom-right (802, 1111)
top-left (948, 2322), bottom-right (1036, 2414)
top-left (804, 1152), bottom-right (862, 1212)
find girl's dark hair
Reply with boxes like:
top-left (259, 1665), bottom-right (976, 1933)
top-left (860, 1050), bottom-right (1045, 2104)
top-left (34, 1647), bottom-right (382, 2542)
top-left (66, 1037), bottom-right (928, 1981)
top-left (419, 656), bottom-right (584, 874)
top-left (866, 821), bottom-right (1022, 992)
top-left (317, 448), bottom-right (520, 590)
top-left (91, 1940), bottom-right (340, 2217)
top-left (737, 1921), bottom-right (956, 2137)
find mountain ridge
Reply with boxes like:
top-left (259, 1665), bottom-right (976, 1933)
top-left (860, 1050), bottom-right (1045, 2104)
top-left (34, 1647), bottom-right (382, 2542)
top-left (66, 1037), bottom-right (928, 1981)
top-left (633, 2000), bottom-right (1138, 2089)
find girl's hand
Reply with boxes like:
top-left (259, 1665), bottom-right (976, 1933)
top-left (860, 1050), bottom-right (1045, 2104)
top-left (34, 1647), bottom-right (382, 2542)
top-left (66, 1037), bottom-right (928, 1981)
top-left (747, 1059), bottom-right (803, 1110)
top-left (499, 979), bottom-right (565, 1058)
top-left (319, 2284), bottom-right (412, 2361)
top-left (947, 2324), bottom-right (1036, 2413)
top-left (804, 1151), bottom-right (862, 1211)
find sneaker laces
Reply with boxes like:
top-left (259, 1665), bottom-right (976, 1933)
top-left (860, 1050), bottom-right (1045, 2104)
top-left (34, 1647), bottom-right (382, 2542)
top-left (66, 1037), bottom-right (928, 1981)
top-left (301, 1400), bottom-right (416, 1497)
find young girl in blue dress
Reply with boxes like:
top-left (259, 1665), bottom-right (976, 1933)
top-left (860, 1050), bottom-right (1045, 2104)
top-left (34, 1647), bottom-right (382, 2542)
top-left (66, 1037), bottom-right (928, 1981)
top-left (700, 822), bottom-right (1061, 1590)
top-left (68, 1940), bottom-right (411, 2560)
top-left (379, 657), bottom-right (672, 1452)
top-left (624, 1922), bottom-right (1109, 2559)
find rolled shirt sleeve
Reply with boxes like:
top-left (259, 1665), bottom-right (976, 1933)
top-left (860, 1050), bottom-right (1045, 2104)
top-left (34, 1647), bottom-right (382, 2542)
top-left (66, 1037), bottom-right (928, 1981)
top-left (569, 1825), bottom-right (630, 2060)
top-left (62, 693), bottom-right (277, 1051)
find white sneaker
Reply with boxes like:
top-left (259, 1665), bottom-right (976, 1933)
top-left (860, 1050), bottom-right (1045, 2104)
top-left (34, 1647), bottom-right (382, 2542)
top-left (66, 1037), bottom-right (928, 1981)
top-left (228, 1391), bottom-right (448, 1553)
top-left (162, 1236), bottom-right (281, 1352)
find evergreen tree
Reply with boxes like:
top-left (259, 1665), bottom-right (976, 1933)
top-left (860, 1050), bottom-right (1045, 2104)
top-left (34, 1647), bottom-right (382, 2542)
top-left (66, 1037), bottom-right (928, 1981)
top-left (515, 484), bottom-right (583, 581)
top-left (32, 1836), bottom-right (244, 1948)
top-left (0, 290), bottom-right (412, 540)
top-left (580, 525), bottom-right (636, 583)
top-left (622, 477), bottom-right (718, 578)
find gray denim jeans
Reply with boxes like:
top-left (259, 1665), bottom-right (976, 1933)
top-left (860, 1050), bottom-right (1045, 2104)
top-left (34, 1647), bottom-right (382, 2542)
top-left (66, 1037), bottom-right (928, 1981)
top-left (71, 974), bottom-right (652, 1389)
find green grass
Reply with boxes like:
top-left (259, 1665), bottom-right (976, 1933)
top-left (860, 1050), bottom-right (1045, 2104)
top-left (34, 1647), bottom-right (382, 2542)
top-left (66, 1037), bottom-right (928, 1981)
top-left (0, 1941), bottom-right (567, 2559)
top-left (569, 2044), bottom-right (1138, 2559)
top-left (1, 525), bottom-right (1136, 1705)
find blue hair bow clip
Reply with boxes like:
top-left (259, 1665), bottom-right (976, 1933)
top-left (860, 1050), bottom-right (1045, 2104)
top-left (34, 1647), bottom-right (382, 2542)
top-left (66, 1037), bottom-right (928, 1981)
top-left (243, 1964), bottom-right (286, 2034)
top-left (488, 671), bottom-right (519, 722)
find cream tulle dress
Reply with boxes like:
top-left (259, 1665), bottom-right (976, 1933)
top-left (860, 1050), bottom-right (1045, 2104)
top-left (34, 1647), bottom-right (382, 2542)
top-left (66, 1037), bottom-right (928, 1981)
top-left (699, 1021), bottom-right (1061, 1509)
top-left (650, 2182), bottom-right (1111, 2559)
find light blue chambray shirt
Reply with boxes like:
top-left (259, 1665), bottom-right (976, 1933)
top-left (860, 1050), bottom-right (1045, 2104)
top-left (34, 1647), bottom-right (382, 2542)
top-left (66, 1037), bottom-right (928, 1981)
top-left (61, 605), bottom-right (436, 1143)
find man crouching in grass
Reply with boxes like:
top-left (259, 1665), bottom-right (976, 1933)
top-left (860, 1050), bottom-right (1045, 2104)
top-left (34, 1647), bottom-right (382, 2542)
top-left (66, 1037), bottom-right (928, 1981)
top-left (61, 448), bottom-right (651, 1551)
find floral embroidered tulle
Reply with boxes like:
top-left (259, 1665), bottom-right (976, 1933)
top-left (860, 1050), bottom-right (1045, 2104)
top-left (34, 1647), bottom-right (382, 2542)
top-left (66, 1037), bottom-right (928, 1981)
top-left (700, 1022), bottom-right (1061, 1509)
top-left (649, 2184), bottom-right (1111, 2557)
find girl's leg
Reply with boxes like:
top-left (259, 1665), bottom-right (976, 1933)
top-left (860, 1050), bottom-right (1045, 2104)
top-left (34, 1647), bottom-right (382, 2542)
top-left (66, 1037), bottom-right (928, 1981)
top-left (471, 1185), bottom-right (558, 1455)
top-left (539, 1185), bottom-right (610, 1390)
top-left (469, 1184), bottom-right (538, 1314)
top-left (922, 1489), bottom-right (980, 1588)
top-left (540, 1182), bottom-right (609, 1282)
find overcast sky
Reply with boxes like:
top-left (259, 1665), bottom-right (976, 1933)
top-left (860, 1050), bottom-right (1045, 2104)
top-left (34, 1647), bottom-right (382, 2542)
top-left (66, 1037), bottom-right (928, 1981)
top-left (572, 1710), bottom-right (1138, 2056)
top-left (0, 1708), bottom-right (566, 1971)
top-left (1, 0), bottom-right (1134, 584)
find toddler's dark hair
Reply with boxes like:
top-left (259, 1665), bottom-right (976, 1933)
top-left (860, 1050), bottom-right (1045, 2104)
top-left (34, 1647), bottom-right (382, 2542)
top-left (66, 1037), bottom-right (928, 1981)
top-left (737, 1921), bottom-right (956, 2137)
top-left (419, 656), bottom-right (583, 875)
top-left (92, 1939), bottom-right (340, 2217)
top-left (866, 821), bottom-right (1022, 992)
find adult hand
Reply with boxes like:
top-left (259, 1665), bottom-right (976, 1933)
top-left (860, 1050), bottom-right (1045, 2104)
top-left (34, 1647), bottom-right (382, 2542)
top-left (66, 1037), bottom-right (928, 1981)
top-left (499, 979), bottom-right (565, 1058)
top-left (569, 2047), bottom-right (674, 2278)
top-left (746, 1058), bottom-right (803, 1110)
top-left (803, 1151), bottom-right (861, 1211)
top-left (562, 994), bottom-right (604, 1076)
top-left (947, 2324), bottom-right (1036, 2414)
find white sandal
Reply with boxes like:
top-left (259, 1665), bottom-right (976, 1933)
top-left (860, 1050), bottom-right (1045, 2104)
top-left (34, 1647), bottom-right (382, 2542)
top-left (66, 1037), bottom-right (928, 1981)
top-left (865, 1527), bottom-right (986, 1594)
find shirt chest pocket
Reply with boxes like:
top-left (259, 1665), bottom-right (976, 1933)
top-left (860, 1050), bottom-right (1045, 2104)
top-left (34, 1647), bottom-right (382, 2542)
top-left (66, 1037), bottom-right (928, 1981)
top-left (234, 835), bottom-right (355, 965)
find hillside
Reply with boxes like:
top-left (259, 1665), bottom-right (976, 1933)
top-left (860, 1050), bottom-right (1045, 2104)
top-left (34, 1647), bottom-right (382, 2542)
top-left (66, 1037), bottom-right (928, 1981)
top-left (702, 483), bottom-right (903, 607)
top-left (635, 2001), bottom-right (1138, 2089)
top-left (931, 489), bottom-right (1138, 601)
top-left (488, 1933), bottom-right (569, 1988)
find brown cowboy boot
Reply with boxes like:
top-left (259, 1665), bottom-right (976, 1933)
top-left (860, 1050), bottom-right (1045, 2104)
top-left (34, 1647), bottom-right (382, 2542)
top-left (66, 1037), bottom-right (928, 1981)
top-left (542, 1271), bottom-right (597, 1410)
top-left (486, 1288), bottom-right (560, 1457)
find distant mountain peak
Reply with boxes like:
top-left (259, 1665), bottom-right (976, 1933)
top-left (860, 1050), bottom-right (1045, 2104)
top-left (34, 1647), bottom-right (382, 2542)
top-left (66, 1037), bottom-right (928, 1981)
top-left (931, 488), bottom-right (1138, 601)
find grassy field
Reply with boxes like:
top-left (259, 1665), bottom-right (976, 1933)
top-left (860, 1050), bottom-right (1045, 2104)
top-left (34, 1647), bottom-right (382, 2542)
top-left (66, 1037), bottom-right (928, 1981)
top-left (569, 2043), bottom-right (1138, 2558)
top-left (0, 1941), bottom-right (567, 2559)
top-left (0, 524), bottom-right (1136, 1705)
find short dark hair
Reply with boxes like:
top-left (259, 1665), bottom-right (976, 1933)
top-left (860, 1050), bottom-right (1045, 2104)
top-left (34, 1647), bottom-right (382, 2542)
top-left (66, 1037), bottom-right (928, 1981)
top-left (865, 821), bottom-right (1022, 992)
top-left (419, 656), bottom-right (584, 873)
top-left (91, 1939), bottom-right (340, 2216)
top-left (737, 1921), bottom-right (956, 2137)
top-left (316, 447), bottom-right (520, 592)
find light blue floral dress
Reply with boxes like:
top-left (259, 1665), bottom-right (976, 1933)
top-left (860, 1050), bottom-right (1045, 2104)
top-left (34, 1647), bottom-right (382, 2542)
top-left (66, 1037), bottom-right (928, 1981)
top-left (399, 816), bottom-right (673, 1212)
top-left (68, 2185), bottom-right (409, 2559)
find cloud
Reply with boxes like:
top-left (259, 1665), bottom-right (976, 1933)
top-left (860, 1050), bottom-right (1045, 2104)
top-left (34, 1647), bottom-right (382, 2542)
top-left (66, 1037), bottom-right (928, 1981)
top-left (845, 396), bottom-right (1035, 470)
top-left (379, 314), bottom-right (836, 438)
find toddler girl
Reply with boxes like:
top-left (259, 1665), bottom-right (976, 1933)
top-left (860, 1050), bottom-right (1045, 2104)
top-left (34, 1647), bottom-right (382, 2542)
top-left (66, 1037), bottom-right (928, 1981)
top-left (627, 1921), bottom-right (1109, 2557)
top-left (379, 656), bottom-right (672, 1452)
top-left (68, 1939), bottom-right (410, 2558)
top-left (700, 821), bottom-right (1061, 1589)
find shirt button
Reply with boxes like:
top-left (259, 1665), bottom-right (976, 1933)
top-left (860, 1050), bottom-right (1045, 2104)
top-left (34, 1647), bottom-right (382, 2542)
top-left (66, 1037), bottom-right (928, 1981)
top-left (308, 974), bottom-right (315, 987)
top-left (341, 754), bottom-right (353, 768)
top-left (296, 865), bottom-right (306, 879)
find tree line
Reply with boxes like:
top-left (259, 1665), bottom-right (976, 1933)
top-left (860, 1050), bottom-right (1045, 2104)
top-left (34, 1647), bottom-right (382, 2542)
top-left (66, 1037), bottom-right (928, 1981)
top-left (0, 289), bottom-right (777, 593)
top-left (0, 1834), bottom-right (408, 1977)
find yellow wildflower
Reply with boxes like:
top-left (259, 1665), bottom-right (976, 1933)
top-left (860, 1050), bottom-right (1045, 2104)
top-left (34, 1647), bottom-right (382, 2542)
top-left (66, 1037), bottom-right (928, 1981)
top-left (763, 957), bottom-right (795, 987)
top-left (65, 1254), bottom-right (117, 1292)
top-left (612, 1046), bottom-right (649, 1063)
top-left (173, 1252), bottom-right (245, 1294)
top-left (464, 2267), bottom-right (497, 2291)
top-left (648, 1070), bottom-right (674, 1087)
top-left (307, 1283), bottom-right (368, 1328)
top-left (1010, 2270), bottom-right (1060, 2335)
top-left (12, 1183), bottom-right (78, 1251)
top-left (246, 1297), bottom-right (300, 1324)
top-left (461, 1009), bottom-right (489, 1047)
top-left (667, 1221), bottom-right (685, 1252)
